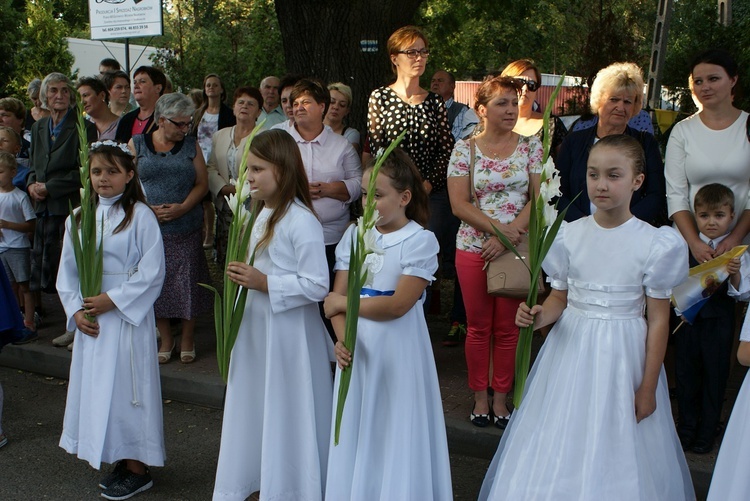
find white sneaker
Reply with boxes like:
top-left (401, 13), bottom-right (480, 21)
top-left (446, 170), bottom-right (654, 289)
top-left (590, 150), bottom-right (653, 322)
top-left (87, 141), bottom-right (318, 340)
top-left (52, 330), bottom-right (75, 347)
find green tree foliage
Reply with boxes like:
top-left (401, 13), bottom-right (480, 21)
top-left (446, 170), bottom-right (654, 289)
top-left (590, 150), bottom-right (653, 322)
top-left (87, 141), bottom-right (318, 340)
top-left (0, 0), bottom-right (24, 97)
top-left (273, 0), bottom-right (425, 131)
top-left (417, 0), bottom-right (653, 83)
top-left (7, 0), bottom-right (75, 99)
top-left (152, 0), bottom-right (285, 95)
top-left (661, 0), bottom-right (750, 112)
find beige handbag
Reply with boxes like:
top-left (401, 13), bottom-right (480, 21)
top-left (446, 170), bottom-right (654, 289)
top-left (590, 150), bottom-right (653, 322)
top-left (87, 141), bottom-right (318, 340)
top-left (468, 138), bottom-right (544, 298)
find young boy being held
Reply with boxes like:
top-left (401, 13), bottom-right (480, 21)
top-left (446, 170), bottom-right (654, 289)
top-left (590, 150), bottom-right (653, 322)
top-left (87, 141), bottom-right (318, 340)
top-left (0, 152), bottom-right (36, 342)
top-left (675, 183), bottom-right (746, 454)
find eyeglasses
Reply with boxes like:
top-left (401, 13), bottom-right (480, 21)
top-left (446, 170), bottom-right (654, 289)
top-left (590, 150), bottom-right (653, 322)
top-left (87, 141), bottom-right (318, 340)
top-left (515, 78), bottom-right (539, 92)
top-left (398, 49), bottom-right (430, 59)
top-left (166, 117), bottom-right (193, 130)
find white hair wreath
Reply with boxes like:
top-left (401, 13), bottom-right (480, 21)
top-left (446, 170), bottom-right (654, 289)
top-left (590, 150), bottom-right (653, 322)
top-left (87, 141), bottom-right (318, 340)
top-left (90, 140), bottom-right (133, 156)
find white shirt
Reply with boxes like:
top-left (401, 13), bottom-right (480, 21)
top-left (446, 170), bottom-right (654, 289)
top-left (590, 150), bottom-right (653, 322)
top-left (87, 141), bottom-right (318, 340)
top-left (0, 187), bottom-right (35, 250)
top-left (666, 111), bottom-right (750, 229)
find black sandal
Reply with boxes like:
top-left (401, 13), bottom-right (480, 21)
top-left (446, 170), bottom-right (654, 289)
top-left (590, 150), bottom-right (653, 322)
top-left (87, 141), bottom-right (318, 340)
top-left (470, 408), bottom-right (491, 427)
top-left (493, 406), bottom-right (512, 430)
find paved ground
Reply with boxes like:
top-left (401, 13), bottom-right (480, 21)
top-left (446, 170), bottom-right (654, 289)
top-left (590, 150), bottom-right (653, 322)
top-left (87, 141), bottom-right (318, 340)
top-left (1, 276), bottom-right (741, 499)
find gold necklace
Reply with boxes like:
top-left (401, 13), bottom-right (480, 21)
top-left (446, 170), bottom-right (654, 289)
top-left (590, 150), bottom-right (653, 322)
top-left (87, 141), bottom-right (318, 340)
top-left (478, 135), bottom-right (515, 160)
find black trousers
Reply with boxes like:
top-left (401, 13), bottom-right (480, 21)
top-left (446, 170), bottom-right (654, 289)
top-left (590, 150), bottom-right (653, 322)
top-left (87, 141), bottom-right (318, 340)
top-left (674, 308), bottom-right (734, 442)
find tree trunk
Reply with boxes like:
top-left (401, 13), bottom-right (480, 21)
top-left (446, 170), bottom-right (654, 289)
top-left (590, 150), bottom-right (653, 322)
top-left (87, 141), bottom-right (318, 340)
top-left (274, 0), bottom-right (425, 133)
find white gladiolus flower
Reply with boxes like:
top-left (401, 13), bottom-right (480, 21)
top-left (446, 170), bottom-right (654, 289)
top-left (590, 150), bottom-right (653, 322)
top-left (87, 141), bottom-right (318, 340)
top-left (225, 193), bottom-right (241, 215)
top-left (539, 173), bottom-right (562, 204)
top-left (363, 227), bottom-right (385, 255)
top-left (239, 180), bottom-right (251, 201)
top-left (540, 156), bottom-right (556, 182)
top-left (542, 202), bottom-right (558, 228)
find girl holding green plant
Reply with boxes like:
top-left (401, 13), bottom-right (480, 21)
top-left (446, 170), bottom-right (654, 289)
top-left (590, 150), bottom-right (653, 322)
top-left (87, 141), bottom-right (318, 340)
top-left (323, 149), bottom-right (451, 500)
top-left (213, 129), bottom-right (333, 501)
top-left (57, 141), bottom-right (166, 500)
top-left (478, 135), bottom-right (694, 500)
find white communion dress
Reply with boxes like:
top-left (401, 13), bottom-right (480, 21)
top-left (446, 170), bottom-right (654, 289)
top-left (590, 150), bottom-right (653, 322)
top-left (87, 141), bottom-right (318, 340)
top-left (57, 196), bottom-right (166, 469)
top-left (479, 216), bottom-right (695, 501)
top-left (213, 201), bottom-right (333, 501)
top-left (706, 320), bottom-right (750, 500)
top-left (325, 221), bottom-right (453, 500)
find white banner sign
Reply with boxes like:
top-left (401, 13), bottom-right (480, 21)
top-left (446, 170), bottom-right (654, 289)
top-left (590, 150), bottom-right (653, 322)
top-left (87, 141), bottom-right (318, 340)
top-left (89, 0), bottom-right (163, 41)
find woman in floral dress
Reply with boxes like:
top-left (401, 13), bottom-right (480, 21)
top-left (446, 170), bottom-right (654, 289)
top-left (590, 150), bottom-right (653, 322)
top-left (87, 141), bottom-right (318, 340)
top-left (447, 76), bottom-right (542, 429)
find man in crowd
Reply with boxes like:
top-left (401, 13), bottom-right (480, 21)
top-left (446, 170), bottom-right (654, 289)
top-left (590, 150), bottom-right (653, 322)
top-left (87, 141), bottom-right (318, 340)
top-left (257, 76), bottom-right (285, 131)
top-left (431, 70), bottom-right (478, 141)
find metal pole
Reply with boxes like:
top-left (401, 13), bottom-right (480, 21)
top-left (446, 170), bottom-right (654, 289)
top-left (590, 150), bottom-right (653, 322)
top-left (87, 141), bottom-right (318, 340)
top-left (646, 0), bottom-right (673, 111)
top-left (124, 39), bottom-right (131, 75)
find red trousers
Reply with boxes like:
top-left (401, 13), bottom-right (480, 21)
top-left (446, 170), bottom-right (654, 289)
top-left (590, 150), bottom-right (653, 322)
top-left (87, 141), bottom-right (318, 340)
top-left (456, 249), bottom-right (522, 393)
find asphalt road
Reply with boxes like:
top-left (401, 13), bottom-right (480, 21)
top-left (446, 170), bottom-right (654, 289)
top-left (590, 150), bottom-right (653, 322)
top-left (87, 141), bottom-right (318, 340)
top-left (0, 367), bottom-right (488, 500)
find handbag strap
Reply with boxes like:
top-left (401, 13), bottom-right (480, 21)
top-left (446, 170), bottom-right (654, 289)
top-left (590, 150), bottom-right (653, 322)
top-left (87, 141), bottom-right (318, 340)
top-left (468, 138), bottom-right (480, 211)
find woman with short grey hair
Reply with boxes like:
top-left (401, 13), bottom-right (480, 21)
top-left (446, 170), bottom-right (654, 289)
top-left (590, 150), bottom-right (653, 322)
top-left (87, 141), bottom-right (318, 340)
top-left (556, 62), bottom-right (665, 225)
top-left (28, 72), bottom-right (97, 348)
top-left (128, 92), bottom-right (211, 365)
top-left (154, 92), bottom-right (195, 124)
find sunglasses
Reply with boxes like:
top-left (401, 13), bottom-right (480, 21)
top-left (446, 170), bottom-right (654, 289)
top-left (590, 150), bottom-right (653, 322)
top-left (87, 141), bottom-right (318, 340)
top-left (515, 78), bottom-right (539, 92)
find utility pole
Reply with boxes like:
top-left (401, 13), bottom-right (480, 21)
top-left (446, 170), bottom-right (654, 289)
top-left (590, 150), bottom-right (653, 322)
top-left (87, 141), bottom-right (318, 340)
top-left (645, 0), bottom-right (673, 111)
top-left (718, 0), bottom-right (732, 25)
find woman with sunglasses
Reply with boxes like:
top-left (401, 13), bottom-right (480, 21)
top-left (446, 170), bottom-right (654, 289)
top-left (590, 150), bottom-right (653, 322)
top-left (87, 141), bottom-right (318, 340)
top-left (129, 93), bottom-right (212, 365)
top-left (556, 62), bottom-right (666, 225)
top-left (500, 59), bottom-right (568, 159)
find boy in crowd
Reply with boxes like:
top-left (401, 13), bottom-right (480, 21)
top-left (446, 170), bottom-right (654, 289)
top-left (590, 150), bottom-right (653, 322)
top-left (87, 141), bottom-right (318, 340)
top-left (0, 151), bottom-right (36, 342)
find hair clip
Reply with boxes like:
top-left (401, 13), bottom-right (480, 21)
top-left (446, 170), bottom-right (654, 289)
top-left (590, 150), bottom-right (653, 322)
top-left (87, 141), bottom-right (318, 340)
top-left (90, 140), bottom-right (133, 156)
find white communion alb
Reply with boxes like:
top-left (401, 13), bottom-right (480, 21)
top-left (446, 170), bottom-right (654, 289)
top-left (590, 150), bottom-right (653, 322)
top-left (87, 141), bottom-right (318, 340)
top-left (57, 195), bottom-right (166, 469)
top-left (213, 201), bottom-right (333, 501)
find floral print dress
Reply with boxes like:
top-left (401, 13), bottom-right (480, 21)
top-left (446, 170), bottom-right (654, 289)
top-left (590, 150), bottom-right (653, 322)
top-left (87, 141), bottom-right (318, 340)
top-left (447, 136), bottom-right (543, 254)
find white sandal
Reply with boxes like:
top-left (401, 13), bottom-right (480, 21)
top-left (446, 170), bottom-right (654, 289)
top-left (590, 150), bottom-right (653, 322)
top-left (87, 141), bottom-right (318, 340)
top-left (158, 341), bottom-right (175, 364)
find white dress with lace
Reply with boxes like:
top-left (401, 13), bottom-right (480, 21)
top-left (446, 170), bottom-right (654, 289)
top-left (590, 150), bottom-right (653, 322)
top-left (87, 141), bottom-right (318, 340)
top-left (479, 216), bottom-right (695, 500)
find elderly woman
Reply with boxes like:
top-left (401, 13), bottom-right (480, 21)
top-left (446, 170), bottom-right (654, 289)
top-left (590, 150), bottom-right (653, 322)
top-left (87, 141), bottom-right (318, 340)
top-left (76, 77), bottom-right (120, 140)
top-left (448, 76), bottom-right (542, 429)
top-left (324, 82), bottom-right (361, 154)
top-left (665, 49), bottom-right (750, 455)
top-left (128, 93), bottom-right (211, 364)
top-left (206, 86), bottom-right (263, 265)
top-left (557, 62), bottom-right (665, 224)
top-left (500, 59), bottom-right (568, 159)
top-left (28, 73), bottom-right (97, 346)
top-left (102, 70), bottom-right (135, 117)
top-left (25, 78), bottom-right (49, 129)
